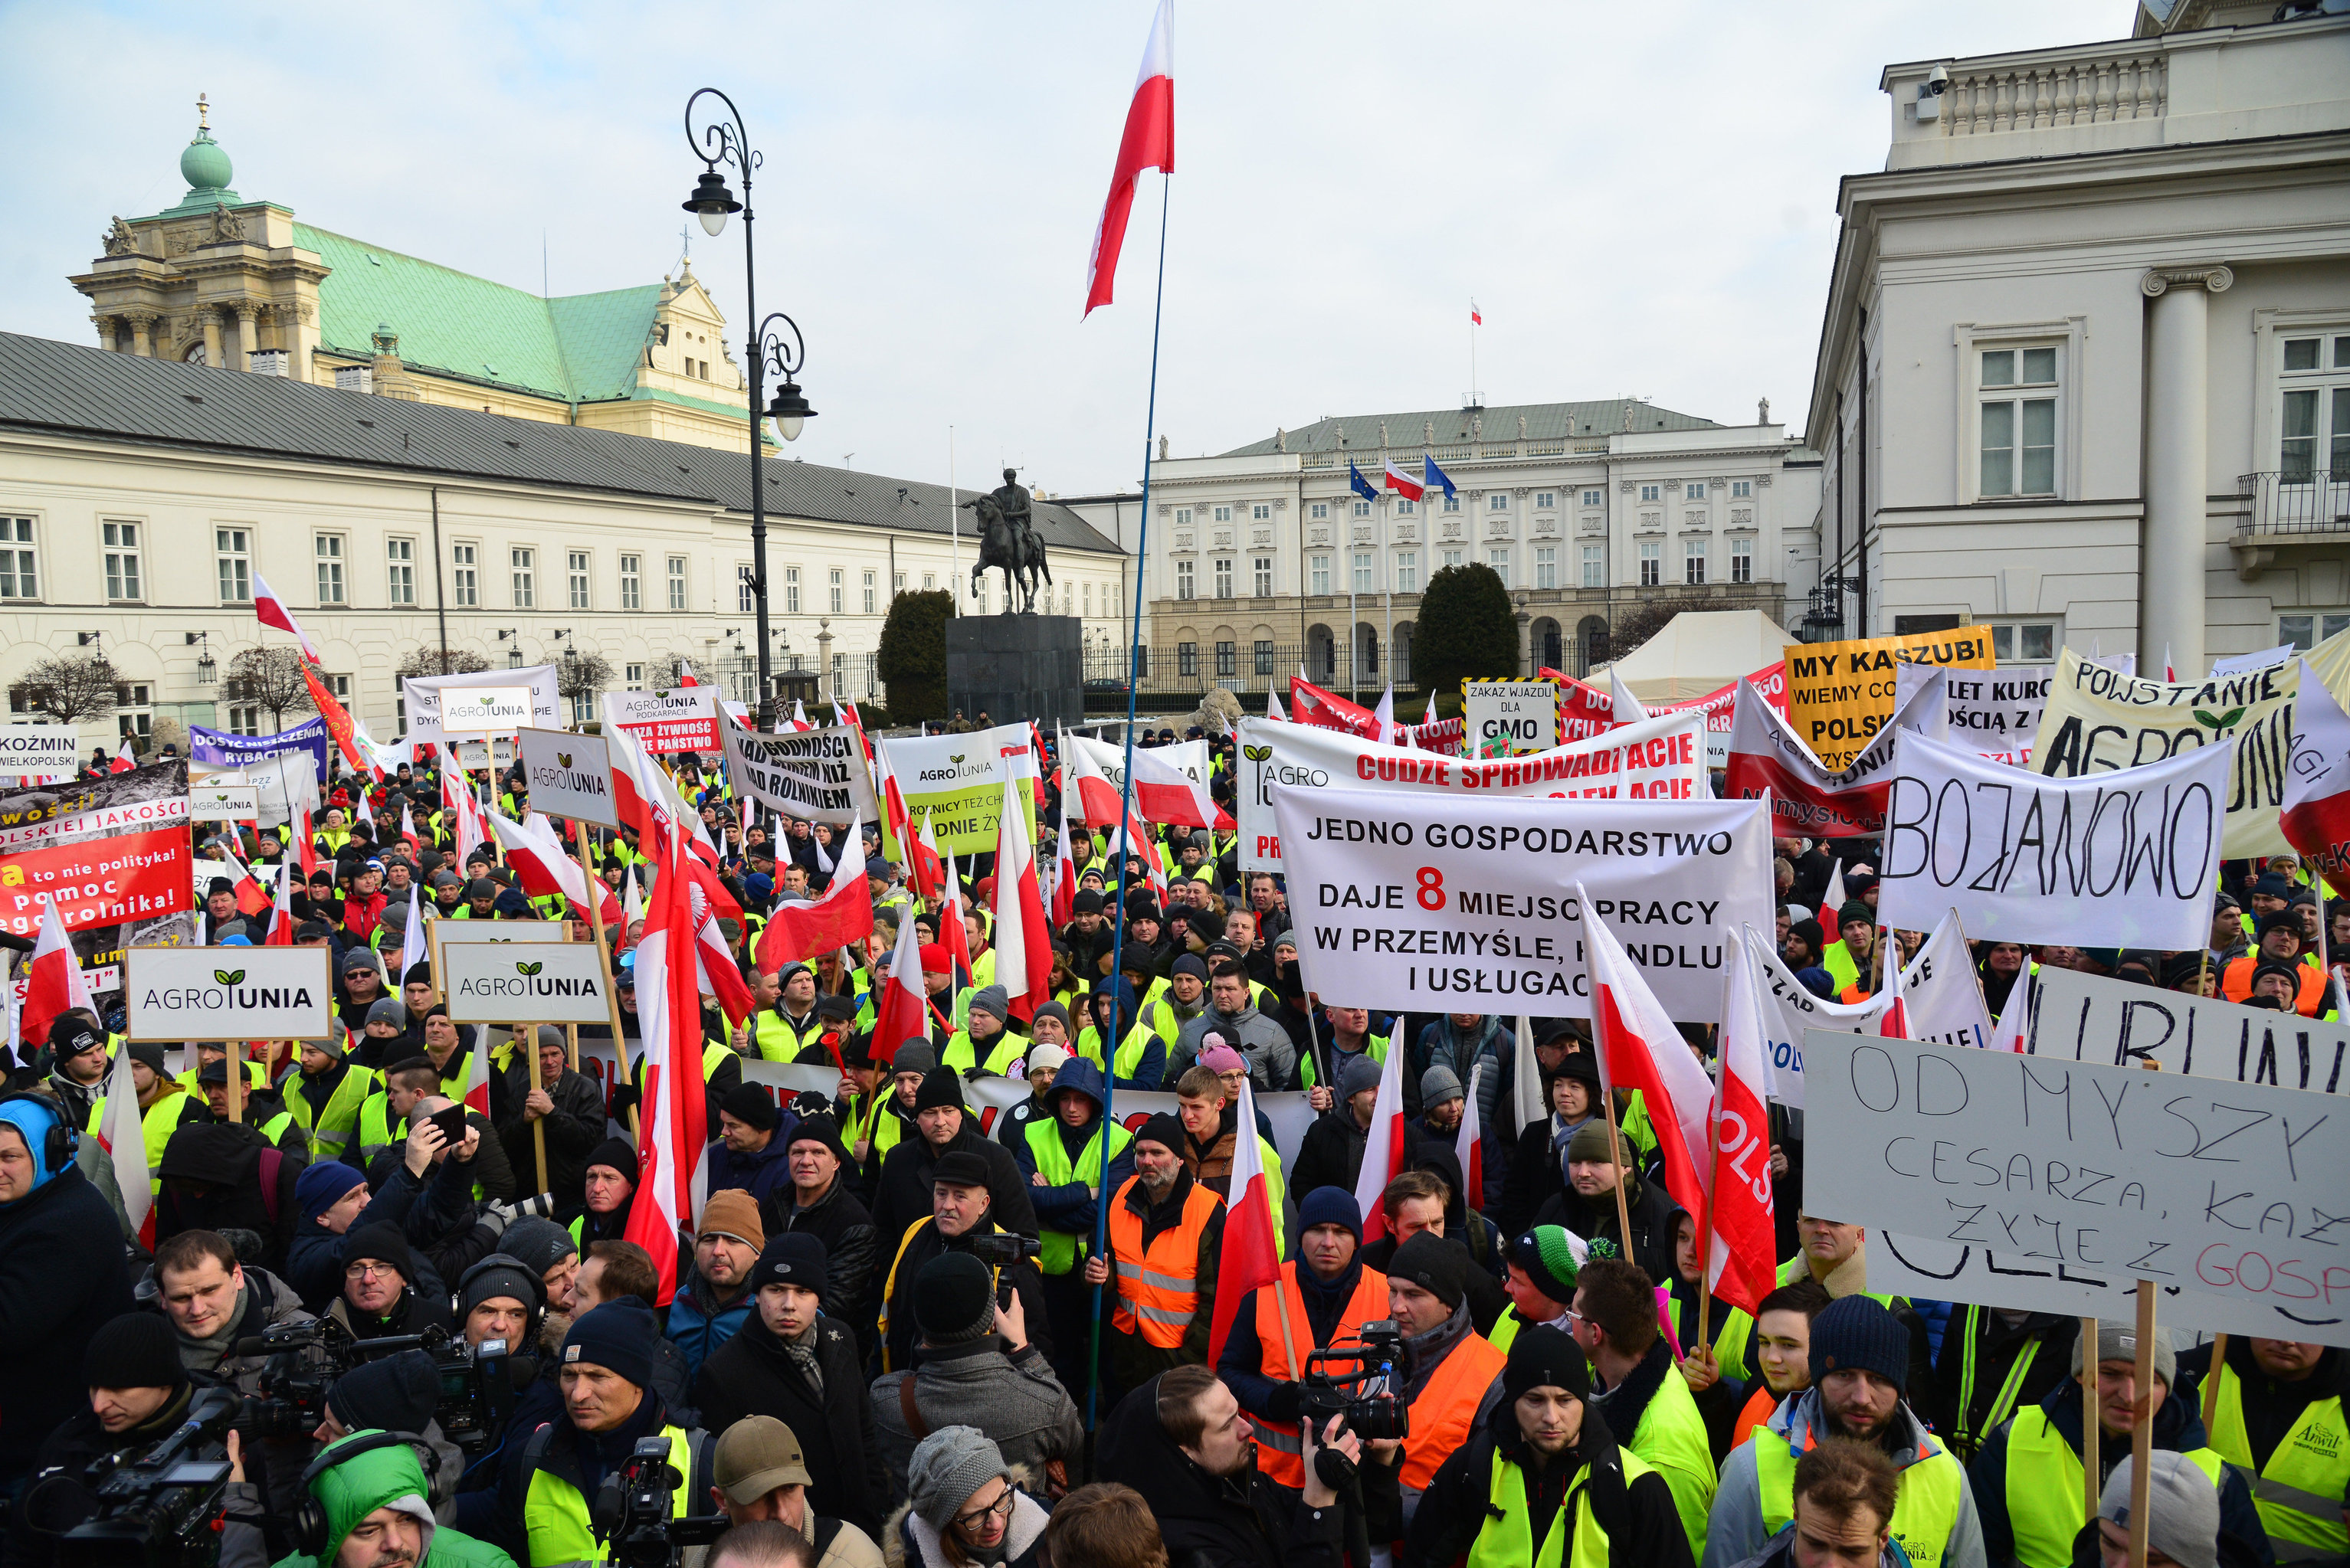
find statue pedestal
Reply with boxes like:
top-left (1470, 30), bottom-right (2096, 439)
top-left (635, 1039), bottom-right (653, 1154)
top-left (946, 615), bottom-right (1083, 728)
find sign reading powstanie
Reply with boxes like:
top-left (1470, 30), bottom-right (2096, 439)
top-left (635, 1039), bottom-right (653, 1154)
top-left (719, 711), bottom-right (879, 827)
top-left (125, 945), bottom-right (333, 1040)
top-left (1783, 627), bottom-right (1994, 770)
top-left (1802, 1027), bottom-right (2350, 1314)
top-left (1461, 679), bottom-right (1559, 758)
top-left (517, 728), bottom-right (618, 828)
top-left (601, 686), bottom-right (719, 755)
top-left (2031, 965), bottom-right (2347, 1093)
top-left (1270, 783), bottom-right (1768, 1022)
top-left (441, 940), bottom-right (613, 1025)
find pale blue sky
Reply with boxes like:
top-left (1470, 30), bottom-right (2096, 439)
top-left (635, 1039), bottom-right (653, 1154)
top-left (0, 1), bottom-right (2116, 493)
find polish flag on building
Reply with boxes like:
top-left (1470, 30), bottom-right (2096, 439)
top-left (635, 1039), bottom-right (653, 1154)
top-left (1703, 940), bottom-right (1780, 1315)
top-left (1083, 0), bottom-right (1174, 318)
top-left (758, 812), bottom-right (876, 970)
top-left (251, 571), bottom-right (322, 664)
top-left (1206, 1074), bottom-right (1282, 1367)
top-left (2283, 657), bottom-right (2350, 902)
top-left (623, 830), bottom-right (708, 1302)
top-left (19, 896), bottom-right (93, 1049)
top-left (94, 1041), bottom-right (153, 1249)
top-left (1352, 1015), bottom-right (1410, 1243)
top-left (1381, 460), bottom-right (1424, 502)
top-left (870, 900), bottom-right (930, 1058)
top-left (1455, 1061), bottom-right (1486, 1212)
top-left (991, 778), bottom-right (1053, 1022)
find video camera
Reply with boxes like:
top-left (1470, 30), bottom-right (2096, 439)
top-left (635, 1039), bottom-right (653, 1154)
top-left (229, 1320), bottom-right (524, 1454)
top-left (49, 1386), bottom-right (242, 1568)
top-left (591, 1436), bottom-right (730, 1568)
top-left (1297, 1319), bottom-right (1408, 1442)
top-left (966, 1232), bottom-right (1043, 1269)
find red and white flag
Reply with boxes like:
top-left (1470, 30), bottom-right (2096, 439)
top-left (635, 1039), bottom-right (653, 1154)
top-left (869, 899), bottom-right (930, 1058)
top-left (939, 853), bottom-right (975, 987)
top-left (486, 808), bottom-right (621, 926)
top-left (19, 896), bottom-right (93, 1049)
top-left (398, 799), bottom-right (416, 849)
top-left (1987, 957), bottom-right (2032, 1053)
top-left (1454, 1062), bottom-right (1485, 1212)
top-left (2283, 657), bottom-right (2350, 901)
top-left (758, 812), bottom-right (876, 971)
top-left (441, 747), bottom-right (487, 868)
top-left (464, 1019), bottom-right (495, 1119)
top-left (94, 1040), bottom-right (153, 1249)
top-left (397, 883), bottom-right (428, 980)
top-left (1352, 1018), bottom-right (1410, 1243)
top-left (251, 570), bottom-right (322, 664)
top-left (785, 701), bottom-right (811, 734)
top-left (680, 857), bottom-right (755, 1023)
top-left (1609, 668), bottom-right (1650, 725)
top-left (1470, 301), bottom-right (1483, 326)
top-left (1267, 688), bottom-right (1287, 722)
top-left (1062, 734), bottom-right (1126, 827)
top-left (1066, 731), bottom-right (1229, 830)
top-left (1083, 0), bottom-right (1174, 318)
top-left (622, 830), bottom-right (708, 1302)
top-left (1705, 941), bottom-right (1781, 1315)
top-left (294, 807), bottom-right (321, 882)
top-left (1206, 1074), bottom-right (1280, 1367)
top-left (991, 778), bottom-right (1053, 1022)
top-left (910, 812), bottom-right (947, 905)
top-left (265, 862), bottom-right (296, 948)
top-left (1372, 686), bottom-right (1396, 748)
top-left (1381, 460), bottom-right (1424, 502)
top-left (1049, 783), bottom-right (1078, 929)
top-left (1815, 859), bottom-right (1847, 933)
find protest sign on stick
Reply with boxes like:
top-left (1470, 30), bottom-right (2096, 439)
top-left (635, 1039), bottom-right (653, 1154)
top-left (1896, 662), bottom-right (2050, 767)
top-left (1781, 626), bottom-right (1993, 769)
top-left (719, 710), bottom-right (879, 827)
top-left (2030, 967), bottom-right (2345, 1093)
top-left (1740, 913), bottom-right (1994, 1109)
top-left (517, 728), bottom-right (618, 829)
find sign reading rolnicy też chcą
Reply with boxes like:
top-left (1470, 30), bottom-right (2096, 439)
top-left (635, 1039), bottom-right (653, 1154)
top-left (1267, 782), bottom-right (1770, 1023)
top-left (516, 728), bottom-right (618, 829)
top-left (2030, 965), bottom-right (2347, 1094)
top-left (1801, 1027), bottom-right (2350, 1315)
top-left (124, 945), bottom-right (335, 1040)
top-left (441, 939), bottom-right (613, 1025)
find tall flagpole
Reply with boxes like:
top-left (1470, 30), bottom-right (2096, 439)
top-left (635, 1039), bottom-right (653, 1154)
top-left (1091, 172), bottom-right (1171, 1429)
top-left (949, 425), bottom-right (959, 617)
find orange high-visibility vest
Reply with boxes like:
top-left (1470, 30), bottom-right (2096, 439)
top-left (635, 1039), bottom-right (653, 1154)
top-left (1398, 1331), bottom-right (1508, 1494)
top-left (1107, 1176), bottom-right (1221, 1348)
top-left (1251, 1262), bottom-right (1391, 1488)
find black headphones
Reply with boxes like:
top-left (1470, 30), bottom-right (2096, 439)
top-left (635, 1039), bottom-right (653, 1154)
top-left (0, 1090), bottom-right (80, 1173)
top-left (291, 1430), bottom-right (441, 1558)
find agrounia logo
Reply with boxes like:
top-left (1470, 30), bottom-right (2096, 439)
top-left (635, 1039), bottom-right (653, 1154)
top-left (143, 967), bottom-right (318, 1013)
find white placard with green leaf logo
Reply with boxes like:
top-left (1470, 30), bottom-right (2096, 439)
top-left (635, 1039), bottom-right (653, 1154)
top-left (440, 940), bottom-right (614, 1024)
top-left (124, 946), bottom-right (336, 1040)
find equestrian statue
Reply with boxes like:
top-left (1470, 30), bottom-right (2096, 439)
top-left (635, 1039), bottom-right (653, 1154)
top-left (961, 467), bottom-right (1052, 615)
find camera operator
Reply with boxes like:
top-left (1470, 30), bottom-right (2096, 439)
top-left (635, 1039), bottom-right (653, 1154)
top-left (1096, 1365), bottom-right (1359, 1568)
top-left (328, 1225), bottom-right (452, 1340)
top-left (9, 1315), bottom-right (195, 1568)
top-left (1359, 1232), bottom-right (1508, 1534)
top-left (706, 1418), bottom-right (883, 1568)
top-left (877, 1151), bottom-right (1050, 1373)
top-left (870, 1255), bottom-right (1080, 1507)
top-left (1403, 1325), bottom-right (1694, 1568)
top-left (218, 1428), bottom-right (515, 1568)
top-left (151, 1229), bottom-right (316, 1510)
top-left (287, 1115), bottom-right (451, 1311)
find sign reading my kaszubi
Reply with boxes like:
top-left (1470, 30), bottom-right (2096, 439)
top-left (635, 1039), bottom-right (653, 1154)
top-left (123, 946), bottom-right (334, 1040)
top-left (2030, 965), bottom-right (2347, 1094)
top-left (1267, 782), bottom-right (1769, 1023)
top-left (516, 728), bottom-right (618, 829)
top-left (440, 940), bottom-right (611, 1024)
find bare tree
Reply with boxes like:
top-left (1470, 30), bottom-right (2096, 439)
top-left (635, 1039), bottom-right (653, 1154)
top-left (1604, 594), bottom-right (1711, 666)
top-left (11, 653), bottom-right (120, 724)
top-left (222, 647), bottom-right (316, 730)
top-left (398, 647), bottom-right (491, 679)
top-left (558, 652), bottom-right (615, 703)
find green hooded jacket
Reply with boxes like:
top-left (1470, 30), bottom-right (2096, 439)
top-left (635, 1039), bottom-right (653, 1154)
top-left (273, 1432), bottom-right (516, 1568)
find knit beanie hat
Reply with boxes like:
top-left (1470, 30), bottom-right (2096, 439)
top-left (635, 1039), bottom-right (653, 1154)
top-left (1388, 1232), bottom-right (1467, 1311)
top-left (1031, 1000), bottom-right (1071, 1035)
top-left (1338, 1055), bottom-right (1383, 1103)
top-left (785, 1114), bottom-right (853, 1168)
top-left (1298, 1186), bottom-right (1362, 1241)
top-left (749, 1233), bottom-right (829, 1299)
top-left (84, 1312), bottom-right (185, 1391)
top-left (1837, 900), bottom-right (1875, 932)
top-left (1198, 1042), bottom-right (1246, 1075)
top-left (1565, 1121), bottom-right (1621, 1166)
top-left (343, 1223), bottom-right (417, 1285)
top-left (719, 1082), bottom-right (779, 1132)
top-left (296, 1159), bottom-right (368, 1221)
top-left (585, 1138), bottom-right (638, 1184)
top-left (2073, 1318), bottom-right (2178, 1390)
top-left (457, 1256), bottom-right (544, 1322)
top-left (1510, 1226), bottom-right (1582, 1305)
top-left (2099, 1452), bottom-right (2221, 1568)
top-left (1172, 953), bottom-right (1209, 981)
top-left (1788, 918), bottom-right (1826, 954)
top-left (1134, 1112), bottom-right (1187, 1157)
top-left (913, 1066), bottom-right (966, 1114)
top-left (365, 997), bottom-right (406, 1030)
top-left (1025, 1041), bottom-right (1071, 1077)
top-left (1419, 1065), bottom-right (1465, 1110)
top-left (906, 1426), bottom-right (1014, 1531)
top-left (561, 1298), bottom-right (659, 1390)
top-left (328, 1348), bottom-right (440, 1432)
top-left (1503, 1325), bottom-right (1590, 1405)
top-left (965, 985), bottom-right (1010, 1025)
top-left (1809, 1295), bottom-right (1910, 1390)
top-left (500, 1216), bottom-right (578, 1280)
top-left (698, 1189), bottom-right (765, 1252)
top-left (893, 1041), bottom-right (937, 1077)
top-left (913, 1252), bottom-right (997, 1344)
top-left (128, 1039), bottom-right (169, 1075)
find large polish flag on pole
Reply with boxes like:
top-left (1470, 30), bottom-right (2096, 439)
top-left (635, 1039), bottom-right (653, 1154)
top-left (623, 830), bottom-right (708, 1304)
top-left (20, 896), bottom-right (93, 1049)
top-left (251, 571), bottom-right (323, 664)
top-left (757, 812), bottom-right (875, 971)
top-left (991, 778), bottom-right (1053, 1022)
top-left (1351, 1016), bottom-right (1410, 1242)
top-left (95, 1042), bottom-right (153, 1249)
top-left (1206, 1075), bottom-right (1282, 1367)
top-left (2283, 657), bottom-right (2350, 900)
top-left (1381, 460), bottom-right (1424, 502)
top-left (1706, 941), bottom-right (1781, 1315)
top-left (870, 898), bottom-right (930, 1058)
top-left (1082, 0), bottom-right (1174, 317)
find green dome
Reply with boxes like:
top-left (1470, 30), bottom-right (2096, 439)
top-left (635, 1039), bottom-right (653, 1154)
top-left (180, 130), bottom-right (232, 194)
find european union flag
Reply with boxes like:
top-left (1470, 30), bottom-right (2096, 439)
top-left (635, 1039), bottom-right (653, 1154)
top-left (1423, 455), bottom-right (1457, 499)
top-left (1349, 463), bottom-right (1379, 505)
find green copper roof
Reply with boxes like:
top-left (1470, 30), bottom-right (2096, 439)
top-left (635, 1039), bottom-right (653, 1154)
top-left (158, 128), bottom-right (241, 216)
top-left (293, 223), bottom-right (686, 408)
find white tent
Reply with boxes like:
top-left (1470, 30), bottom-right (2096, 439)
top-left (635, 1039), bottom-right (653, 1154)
top-left (1595, 609), bottom-right (1801, 702)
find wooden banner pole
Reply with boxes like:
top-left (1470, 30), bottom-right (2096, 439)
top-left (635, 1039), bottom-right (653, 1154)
top-left (2129, 1288), bottom-right (2156, 1568)
top-left (575, 831), bottom-right (637, 1140)
top-left (2081, 1317), bottom-right (2102, 1522)
top-left (526, 1022), bottom-right (549, 1196)
top-left (2201, 1333), bottom-right (2228, 1430)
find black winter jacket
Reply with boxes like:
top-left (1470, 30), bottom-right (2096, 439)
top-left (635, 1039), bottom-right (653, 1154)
top-left (1096, 1374), bottom-right (1349, 1568)
top-left (0, 1164), bottom-right (136, 1480)
top-left (869, 1124), bottom-right (1039, 1249)
top-left (692, 1312), bottom-right (887, 1538)
top-left (765, 1174), bottom-right (882, 1366)
top-left (1404, 1399), bottom-right (1694, 1568)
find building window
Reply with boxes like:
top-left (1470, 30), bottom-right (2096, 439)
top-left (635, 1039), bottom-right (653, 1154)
top-left (828, 567), bottom-right (843, 614)
top-left (1442, 495), bottom-right (1460, 512)
top-left (1353, 552), bottom-right (1375, 593)
top-left (510, 548), bottom-right (535, 608)
top-left (1486, 548), bottom-right (1509, 587)
top-left (1252, 504), bottom-right (1270, 521)
top-left (103, 521), bottom-right (141, 602)
top-left (1176, 560), bottom-right (1195, 600)
top-left (863, 569), bottom-right (877, 614)
top-left (893, 571), bottom-right (906, 591)
top-left (451, 542), bottom-right (477, 607)
top-left (1309, 503), bottom-right (1328, 520)
top-left (1731, 536), bottom-right (1754, 584)
top-left (1352, 500), bottom-right (1372, 518)
top-left (1732, 480), bottom-right (1752, 499)
top-left (1252, 556), bottom-right (1273, 597)
top-left (1395, 552), bottom-right (1419, 594)
top-left (1640, 485), bottom-right (1660, 502)
top-left (618, 553), bottom-right (641, 611)
top-left (1581, 489), bottom-right (1603, 507)
top-left (924, 573), bottom-right (937, 591)
top-left (667, 557), bottom-right (688, 611)
top-left (625, 662), bottom-right (644, 689)
top-left (1309, 555), bottom-right (1330, 595)
top-left (1536, 492), bottom-right (1555, 509)
top-left (1215, 640), bottom-right (1235, 678)
top-left (386, 538), bottom-right (415, 605)
top-left (737, 570), bottom-right (755, 614)
top-left (225, 702), bottom-right (259, 737)
top-left (1083, 582), bottom-right (1093, 615)
top-left (1213, 506), bottom-right (1232, 523)
top-left (1980, 346), bottom-right (2059, 496)
top-left (1535, 545), bottom-right (1558, 589)
top-left (1981, 620), bottom-right (2060, 663)
top-left (1254, 640), bottom-right (1273, 675)
top-left (2280, 611), bottom-right (2350, 649)
top-left (784, 565), bottom-right (800, 614)
top-left (215, 527), bottom-right (249, 604)
top-left (1638, 541), bottom-right (1661, 588)
top-left (1206, 557), bottom-right (1227, 598)
top-left (2279, 334), bottom-right (2350, 481)
top-left (1441, 548), bottom-right (1463, 569)
top-left (1488, 493), bottom-right (1509, 511)
top-left (1178, 640), bottom-right (1198, 676)
top-left (568, 550), bottom-right (591, 611)
top-left (315, 535), bottom-right (346, 604)
top-left (1685, 482), bottom-right (1706, 501)
top-left (1581, 545), bottom-right (1604, 588)
top-left (1683, 538), bottom-right (1707, 585)
top-left (1175, 508), bottom-right (1192, 526)
top-left (1395, 497), bottom-right (1415, 516)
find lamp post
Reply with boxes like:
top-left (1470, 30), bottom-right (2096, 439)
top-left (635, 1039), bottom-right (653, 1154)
top-left (681, 87), bottom-right (817, 731)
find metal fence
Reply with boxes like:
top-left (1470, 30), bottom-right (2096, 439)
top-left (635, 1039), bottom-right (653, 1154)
top-left (1081, 641), bottom-right (1380, 714)
top-left (2239, 469), bottom-right (2350, 537)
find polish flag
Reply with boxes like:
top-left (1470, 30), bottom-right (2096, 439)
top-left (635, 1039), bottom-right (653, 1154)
top-left (94, 1041), bottom-right (153, 1249)
top-left (265, 861), bottom-right (295, 947)
top-left (1352, 1014), bottom-right (1410, 1243)
top-left (464, 1018), bottom-right (495, 1119)
top-left (2165, 644), bottom-right (2178, 683)
top-left (1372, 686), bottom-right (1396, 746)
top-left (623, 830), bottom-right (708, 1302)
top-left (1381, 460), bottom-right (1424, 502)
top-left (910, 813), bottom-right (946, 905)
top-left (2283, 658), bottom-right (2350, 901)
top-left (251, 571), bottom-right (322, 663)
top-left (487, 808), bottom-right (622, 927)
top-left (1815, 859), bottom-right (1847, 933)
top-left (1609, 668), bottom-right (1650, 725)
top-left (398, 799), bottom-right (416, 849)
top-left (1049, 784), bottom-right (1078, 929)
top-left (1988, 957), bottom-right (2033, 1053)
top-left (758, 812), bottom-right (875, 970)
top-left (1067, 732), bottom-right (1229, 830)
top-left (1706, 941), bottom-right (1781, 1314)
top-left (1267, 688), bottom-right (1287, 722)
top-left (1083, 0), bottom-right (1174, 318)
top-left (1455, 1061), bottom-right (1485, 1212)
top-left (939, 852), bottom-right (975, 987)
top-left (107, 755), bottom-right (133, 774)
top-left (218, 844), bottom-right (275, 921)
top-left (1062, 734), bottom-right (1126, 827)
top-left (870, 899), bottom-right (930, 1057)
top-left (1578, 882), bottom-right (1719, 1264)
top-left (294, 807), bottom-right (321, 882)
top-left (398, 883), bottom-right (428, 980)
top-left (680, 858), bottom-right (755, 1023)
top-left (19, 897), bottom-right (93, 1049)
top-left (786, 701), bottom-right (811, 733)
top-left (1206, 1074), bottom-right (1280, 1367)
top-left (991, 778), bottom-right (1052, 1021)
top-left (441, 748), bottom-right (486, 868)
top-left (1470, 302), bottom-right (1483, 326)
